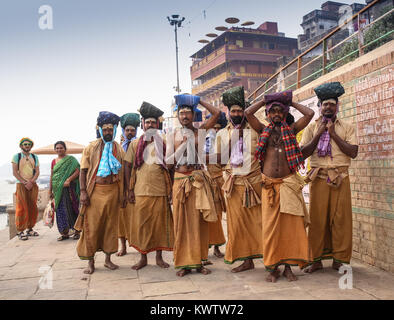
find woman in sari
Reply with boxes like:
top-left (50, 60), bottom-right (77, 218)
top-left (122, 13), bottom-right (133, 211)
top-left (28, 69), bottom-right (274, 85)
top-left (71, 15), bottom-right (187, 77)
top-left (49, 141), bottom-right (81, 241)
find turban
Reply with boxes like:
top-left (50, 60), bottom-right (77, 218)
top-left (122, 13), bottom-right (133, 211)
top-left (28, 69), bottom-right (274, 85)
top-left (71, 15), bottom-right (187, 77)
top-left (314, 82), bottom-right (345, 102)
top-left (222, 86), bottom-right (245, 109)
top-left (19, 137), bottom-right (34, 147)
top-left (264, 90), bottom-right (292, 113)
top-left (97, 111), bottom-right (120, 127)
top-left (120, 113), bottom-right (140, 129)
top-left (206, 111), bottom-right (228, 129)
top-left (139, 101), bottom-right (164, 120)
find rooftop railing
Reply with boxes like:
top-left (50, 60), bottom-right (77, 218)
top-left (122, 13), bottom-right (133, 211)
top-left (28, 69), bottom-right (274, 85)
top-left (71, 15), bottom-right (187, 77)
top-left (247, 0), bottom-right (393, 102)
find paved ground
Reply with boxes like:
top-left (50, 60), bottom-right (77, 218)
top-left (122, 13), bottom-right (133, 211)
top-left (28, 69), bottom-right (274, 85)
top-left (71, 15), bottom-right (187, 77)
top-left (0, 219), bottom-right (393, 300)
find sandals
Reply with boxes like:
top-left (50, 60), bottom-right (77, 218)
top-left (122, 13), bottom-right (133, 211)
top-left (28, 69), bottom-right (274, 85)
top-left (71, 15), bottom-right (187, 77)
top-left (72, 233), bottom-right (80, 240)
top-left (57, 235), bottom-right (69, 241)
top-left (17, 232), bottom-right (28, 241)
top-left (26, 229), bottom-right (39, 237)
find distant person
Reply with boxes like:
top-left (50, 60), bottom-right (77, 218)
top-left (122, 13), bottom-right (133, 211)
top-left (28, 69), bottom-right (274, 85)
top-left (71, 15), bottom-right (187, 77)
top-left (116, 112), bottom-right (140, 256)
top-left (11, 138), bottom-right (40, 240)
top-left (49, 141), bottom-right (81, 241)
top-left (74, 111), bottom-right (125, 275)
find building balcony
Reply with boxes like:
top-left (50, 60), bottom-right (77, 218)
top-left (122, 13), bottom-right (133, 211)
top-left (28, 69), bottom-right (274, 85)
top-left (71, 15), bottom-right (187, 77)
top-left (191, 44), bottom-right (295, 80)
top-left (192, 71), bottom-right (239, 96)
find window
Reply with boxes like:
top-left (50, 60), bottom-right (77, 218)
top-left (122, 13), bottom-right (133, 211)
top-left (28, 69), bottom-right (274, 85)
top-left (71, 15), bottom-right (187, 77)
top-left (253, 41), bottom-right (260, 48)
top-left (269, 43), bottom-right (275, 50)
top-left (240, 66), bottom-right (246, 73)
top-left (236, 40), bottom-right (243, 47)
top-left (319, 25), bottom-right (324, 29)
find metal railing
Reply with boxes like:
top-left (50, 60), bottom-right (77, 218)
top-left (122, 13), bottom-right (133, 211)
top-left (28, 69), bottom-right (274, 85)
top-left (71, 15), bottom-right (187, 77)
top-left (247, 0), bottom-right (394, 102)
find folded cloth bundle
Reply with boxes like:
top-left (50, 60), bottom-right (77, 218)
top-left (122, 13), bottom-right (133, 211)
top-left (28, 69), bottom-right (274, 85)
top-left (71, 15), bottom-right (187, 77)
top-left (222, 86), bottom-right (245, 109)
top-left (139, 101), bottom-right (164, 119)
top-left (264, 90), bottom-right (292, 113)
top-left (120, 113), bottom-right (140, 129)
top-left (174, 94), bottom-right (200, 108)
top-left (97, 111), bottom-right (120, 127)
top-left (314, 82), bottom-right (345, 101)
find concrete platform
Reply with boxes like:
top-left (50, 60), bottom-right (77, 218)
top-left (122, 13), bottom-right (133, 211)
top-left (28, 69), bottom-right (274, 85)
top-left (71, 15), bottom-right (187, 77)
top-left (0, 220), bottom-right (393, 300)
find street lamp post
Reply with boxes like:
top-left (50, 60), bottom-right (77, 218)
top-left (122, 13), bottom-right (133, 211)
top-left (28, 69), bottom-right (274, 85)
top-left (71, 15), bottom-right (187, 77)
top-left (167, 14), bottom-right (185, 94)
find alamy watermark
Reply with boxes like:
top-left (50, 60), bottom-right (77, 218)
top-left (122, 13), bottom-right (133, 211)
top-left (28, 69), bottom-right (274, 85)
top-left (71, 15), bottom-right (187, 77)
top-left (338, 265), bottom-right (353, 290)
top-left (38, 265), bottom-right (53, 289)
top-left (38, 5), bottom-right (53, 30)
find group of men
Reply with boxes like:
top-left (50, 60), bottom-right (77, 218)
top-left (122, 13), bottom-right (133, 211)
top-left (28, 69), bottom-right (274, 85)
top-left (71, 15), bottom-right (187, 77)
top-left (13, 81), bottom-right (358, 283)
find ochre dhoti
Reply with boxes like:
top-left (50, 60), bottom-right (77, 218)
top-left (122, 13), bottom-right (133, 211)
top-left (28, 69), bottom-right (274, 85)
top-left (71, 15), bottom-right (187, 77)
top-left (118, 204), bottom-right (133, 240)
top-left (222, 170), bottom-right (263, 264)
top-left (261, 174), bottom-right (311, 270)
top-left (207, 165), bottom-right (226, 248)
top-left (15, 183), bottom-right (39, 232)
top-left (129, 196), bottom-right (174, 254)
top-left (172, 170), bottom-right (217, 269)
top-left (307, 167), bottom-right (352, 264)
top-left (76, 183), bottom-right (120, 260)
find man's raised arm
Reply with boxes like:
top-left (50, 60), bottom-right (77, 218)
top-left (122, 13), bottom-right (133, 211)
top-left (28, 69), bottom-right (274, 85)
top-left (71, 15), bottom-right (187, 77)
top-left (245, 99), bottom-right (266, 133)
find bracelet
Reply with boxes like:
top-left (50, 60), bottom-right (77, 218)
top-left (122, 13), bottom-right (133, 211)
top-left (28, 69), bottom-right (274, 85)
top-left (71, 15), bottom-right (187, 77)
top-left (80, 188), bottom-right (87, 191)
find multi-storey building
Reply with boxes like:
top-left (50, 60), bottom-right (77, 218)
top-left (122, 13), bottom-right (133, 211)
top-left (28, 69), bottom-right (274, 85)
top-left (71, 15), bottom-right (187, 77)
top-left (190, 22), bottom-right (298, 115)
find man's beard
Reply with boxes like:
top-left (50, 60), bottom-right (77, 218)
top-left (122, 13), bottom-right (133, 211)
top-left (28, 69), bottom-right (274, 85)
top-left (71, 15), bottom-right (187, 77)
top-left (104, 134), bottom-right (112, 142)
top-left (324, 113), bottom-right (334, 118)
top-left (231, 116), bottom-right (243, 125)
top-left (126, 134), bottom-right (134, 140)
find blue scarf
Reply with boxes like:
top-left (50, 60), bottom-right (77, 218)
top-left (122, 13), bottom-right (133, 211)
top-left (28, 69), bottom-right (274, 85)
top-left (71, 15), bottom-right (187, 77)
top-left (97, 125), bottom-right (122, 177)
top-left (121, 127), bottom-right (137, 152)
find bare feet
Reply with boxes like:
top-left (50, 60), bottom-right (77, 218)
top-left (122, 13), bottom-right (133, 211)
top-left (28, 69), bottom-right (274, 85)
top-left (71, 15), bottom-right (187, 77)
top-left (202, 260), bottom-right (213, 266)
top-left (132, 254), bottom-right (147, 270)
top-left (116, 238), bottom-right (127, 256)
top-left (282, 266), bottom-right (298, 281)
top-left (104, 254), bottom-right (119, 270)
top-left (176, 268), bottom-right (191, 277)
top-left (231, 259), bottom-right (254, 273)
top-left (156, 251), bottom-right (170, 268)
top-left (304, 261), bottom-right (323, 273)
top-left (196, 266), bottom-right (211, 275)
top-left (266, 269), bottom-right (281, 282)
top-left (213, 246), bottom-right (224, 258)
top-left (83, 260), bottom-right (95, 274)
top-left (332, 260), bottom-right (343, 271)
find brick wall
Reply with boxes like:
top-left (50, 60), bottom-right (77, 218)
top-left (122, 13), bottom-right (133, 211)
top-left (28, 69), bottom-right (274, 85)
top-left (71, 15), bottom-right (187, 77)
top-left (292, 40), bottom-right (394, 273)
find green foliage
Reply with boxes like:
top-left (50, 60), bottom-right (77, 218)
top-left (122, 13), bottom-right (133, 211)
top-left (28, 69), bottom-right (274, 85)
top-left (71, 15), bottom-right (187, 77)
top-left (364, 7), bottom-right (394, 53)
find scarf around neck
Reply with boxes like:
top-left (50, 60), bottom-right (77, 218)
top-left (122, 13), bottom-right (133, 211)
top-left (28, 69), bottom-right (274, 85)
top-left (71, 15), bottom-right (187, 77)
top-left (255, 120), bottom-right (304, 172)
top-left (134, 132), bottom-right (166, 170)
top-left (97, 125), bottom-right (122, 177)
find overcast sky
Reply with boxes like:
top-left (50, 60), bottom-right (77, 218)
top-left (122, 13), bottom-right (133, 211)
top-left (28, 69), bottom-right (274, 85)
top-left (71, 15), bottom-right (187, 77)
top-left (0, 0), bottom-right (360, 166)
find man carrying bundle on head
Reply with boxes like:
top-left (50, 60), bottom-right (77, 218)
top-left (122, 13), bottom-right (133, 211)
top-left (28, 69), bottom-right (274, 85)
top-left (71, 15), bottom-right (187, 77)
top-left (124, 102), bottom-right (174, 270)
top-left (204, 112), bottom-right (228, 260)
top-left (75, 111), bottom-right (125, 275)
top-left (245, 90), bottom-right (314, 282)
top-left (166, 94), bottom-right (220, 277)
top-left (301, 82), bottom-right (358, 273)
top-left (117, 113), bottom-right (140, 257)
top-left (214, 86), bottom-right (263, 273)
top-left (12, 138), bottom-right (40, 240)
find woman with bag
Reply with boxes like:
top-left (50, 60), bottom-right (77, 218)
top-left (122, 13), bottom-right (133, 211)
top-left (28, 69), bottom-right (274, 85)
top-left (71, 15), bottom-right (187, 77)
top-left (49, 141), bottom-right (81, 241)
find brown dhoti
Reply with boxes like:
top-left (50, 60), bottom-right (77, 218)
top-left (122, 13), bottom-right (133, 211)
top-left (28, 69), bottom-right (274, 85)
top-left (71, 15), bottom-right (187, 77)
top-left (129, 196), bottom-right (174, 254)
top-left (224, 180), bottom-right (263, 265)
top-left (15, 183), bottom-right (39, 232)
top-left (208, 176), bottom-right (226, 247)
top-left (261, 174), bottom-right (310, 270)
top-left (308, 175), bottom-right (352, 264)
top-left (76, 183), bottom-right (120, 260)
top-left (118, 204), bottom-right (133, 239)
top-left (172, 170), bottom-right (216, 269)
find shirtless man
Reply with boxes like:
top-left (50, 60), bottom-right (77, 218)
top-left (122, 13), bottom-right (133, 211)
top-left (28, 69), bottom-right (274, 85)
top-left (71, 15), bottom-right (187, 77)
top-left (245, 91), bottom-right (314, 282)
top-left (166, 94), bottom-right (220, 277)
